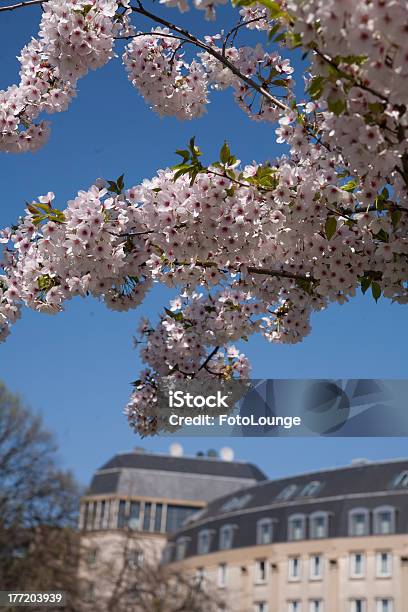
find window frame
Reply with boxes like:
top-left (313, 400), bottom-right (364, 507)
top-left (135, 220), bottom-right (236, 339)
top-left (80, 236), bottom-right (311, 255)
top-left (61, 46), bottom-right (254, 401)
top-left (197, 529), bottom-right (213, 555)
top-left (288, 556), bottom-right (302, 581)
top-left (376, 598), bottom-right (393, 612)
top-left (309, 554), bottom-right (324, 580)
top-left (288, 514), bottom-right (306, 541)
top-left (217, 562), bottom-right (227, 588)
top-left (376, 551), bottom-right (392, 578)
top-left (349, 552), bottom-right (365, 579)
top-left (310, 511), bottom-right (329, 539)
top-left (348, 508), bottom-right (370, 537)
top-left (219, 524), bottom-right (236, 551)
top-left (257, 518), bottom-right (274, 545)
top-left (373, 506), bottom-right (396, 535)
top-left (255, 558), bottom-right (268, 584)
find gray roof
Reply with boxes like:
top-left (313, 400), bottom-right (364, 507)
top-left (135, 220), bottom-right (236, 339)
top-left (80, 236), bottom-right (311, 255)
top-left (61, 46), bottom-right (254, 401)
top-left (166, 459), bottom-right (408, 560)
top-left (86, 451), bottom-right (266, 503)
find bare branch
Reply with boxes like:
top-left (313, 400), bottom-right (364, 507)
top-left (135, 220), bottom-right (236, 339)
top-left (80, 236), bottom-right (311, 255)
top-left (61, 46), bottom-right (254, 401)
top-left (0, 0), bottom-right (44, 13)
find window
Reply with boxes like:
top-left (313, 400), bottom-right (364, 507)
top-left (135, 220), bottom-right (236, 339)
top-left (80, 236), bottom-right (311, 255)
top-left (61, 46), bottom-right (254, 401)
top-left (85, 547), bottom-right (98, 568)
top-left (350, 600), bottom-right (366, 612)
top-left (276, 484), bottom-right (298, 501)
top-left (196, 567), bottom-right (205, 582)
top-left (257, 519), bottom-right (274, 545)
top-left (310, 554), bottom-right (323, 580)
top-left (126, 549), bottom-right (143, 569)
top-left (349, 509), bottom-right (369, 537)
top-left (85, 582), bottom-right (96, 603)
top-left (218, 563), bottom-right (227, 588)
top-left (288, 602), bottom-right (301, 612)
top-left (254, 603), bottom-right (267, 612)
top-left (255, 559), bottom-right (267, 583)
top-left (162, 544), bottom-right (174, 564)
top-left (310, 513), bottom-right (328, 539)
top-left (288, 515), bottom-right (306, 541)
top-left (288, 556), bottom-right (301, 580)
top-left (128, 501), bottom-right (141, 530)
top-left (219, 525), bottom-right (235, 550)
top-left (309, 601), bottom-right (323, 612)
top-left (198, 530), bottom-right (212, 555)
top-left (117, 500), bottom-right (127, 529)
top-left (175, 537), bottom-right (189, 561)
top-left (376, 599), bottom-right (393, 612)
top-left (153, 503), bottom-right (162, 532)
top-left (299, 481), bottom-right (321, 498)
top-left (350, 553), bottom-right (365, 578)
top-left (373, 507), bottom-right (396, 535)
top-left (166, 505), bottom-right (198, 533)
top-left (376, 552), bottom-right (392, 577)
top-left (391, 471), bottom-right (408, 489)
top-left (143, 502), bottom-right (152, 531)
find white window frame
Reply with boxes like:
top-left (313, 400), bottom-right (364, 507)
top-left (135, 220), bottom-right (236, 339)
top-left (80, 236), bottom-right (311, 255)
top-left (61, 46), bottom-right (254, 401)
top-left (255, 558), bottom-right (268, 584)
top-left (288, 556), bottom-right (302, 581)
top-left (348, 508), bottom-right (369, 537)
top-left (373, 506), bottom-right (396, 535)
top-left (310, 512), bottom-right (329, 539)
top-left (276, 484), bottom-right (298, 501)
top-left (288, 601), bottom-right (302, 612)
top-left (217, 563), bottom-right (227, 588)
top-left (175, 537), bottom-right (189, 561)
top-left (309, 554), bottom-right (324, 580)
top-left (350, 600), bottom-right (366, 612)
top-left (392, 470), bottom-right (408, 488)
top-left (257, 518), bottom-right (274, 545)
top-left (288, 514), bottom-right (306, 541)
top-left (197, 529), bottom-right (212, 555)
top-left (299, 481), bottom-right (321, 498)
top-left (309, 601), bottom-right (323, 612)
top-left (376, 551), bottom-right (392, 578)
top-left (219, 524), bottom-right (235, 550)
top-left (254, 603), bottom-right (268, 612)
top-left (376, 599), bottom-right (393, 612)
top-left (350, 552), bottom-right (365, 578)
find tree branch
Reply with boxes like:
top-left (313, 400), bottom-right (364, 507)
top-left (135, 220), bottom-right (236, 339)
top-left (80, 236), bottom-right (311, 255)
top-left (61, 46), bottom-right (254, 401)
top-left (0, 0), bottom-right (44, 12)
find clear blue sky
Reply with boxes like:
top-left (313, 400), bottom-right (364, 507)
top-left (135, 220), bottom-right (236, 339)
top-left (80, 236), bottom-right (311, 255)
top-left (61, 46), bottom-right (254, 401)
top-left (1, 3), bottom-right (407, 489)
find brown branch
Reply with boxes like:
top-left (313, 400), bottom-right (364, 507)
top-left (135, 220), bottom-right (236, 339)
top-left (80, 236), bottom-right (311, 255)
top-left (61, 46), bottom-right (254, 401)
top-left (0, 0), bottom-right (44, 12)
top-left (131, 1), bottom-right (291, 113)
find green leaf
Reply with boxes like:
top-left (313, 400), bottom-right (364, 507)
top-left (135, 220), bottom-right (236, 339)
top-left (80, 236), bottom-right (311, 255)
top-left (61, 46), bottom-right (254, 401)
top-left (371, 282), bottom-right (381, 302)
top-left (307, 76), bottom-right (326, 100)
top-left (220, 141), bottom-right (231, 165)
top-left (175, 149), bottom-right (190, 163)
top-left (391, 210), bottom-right (402, 228)
top-left (164, 307), bottom-right (184, 322)
top-left (328, 96), bottom-right (346, 116)
top-left (256, 0), bottom-right (284, 17)
top-left (360, 276), bottom-right (371, 294)
top-left (325, 216), bottom-right (337, 240)
top-left (341, 179), bottom-right (358, 192)
top-left (296, 278), bottom-right (313, 295)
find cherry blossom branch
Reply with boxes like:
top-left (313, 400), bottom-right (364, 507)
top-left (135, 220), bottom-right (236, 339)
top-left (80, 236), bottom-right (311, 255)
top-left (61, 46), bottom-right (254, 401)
top-left (0, 0), bottom-right (44, 12)
top-left (131, 1), bottom-right (291, 113)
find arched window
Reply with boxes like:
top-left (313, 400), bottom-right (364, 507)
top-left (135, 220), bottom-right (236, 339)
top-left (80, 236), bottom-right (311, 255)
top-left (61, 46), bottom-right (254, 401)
top-left (373, 506), bottom-right (396, 535)
top-left (310, 511), bottom-right (329, 539)
top-left (219, 524), bottom-right (236, 550)
top-left (197, 529), bottom-right (213, 555)
top-left (299, 481), bottom-right (322, 498)
top-left (349, 508), bottom-right (369, 537)
top-left (288, 514), bottom-right (306, 541)
top-left (257, 518), bottom-right (275, 545)
top-left (175, 537), bottom-right (190, 561)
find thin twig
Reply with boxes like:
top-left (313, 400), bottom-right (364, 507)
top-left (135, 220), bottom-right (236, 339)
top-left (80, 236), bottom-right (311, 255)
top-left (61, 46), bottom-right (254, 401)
top-left (0, 0), bottom-right (44, 12)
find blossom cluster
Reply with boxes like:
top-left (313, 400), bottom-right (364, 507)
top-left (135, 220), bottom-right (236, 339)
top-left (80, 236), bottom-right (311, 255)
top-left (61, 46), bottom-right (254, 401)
top-left (0, 0), bottom-right (130, 153)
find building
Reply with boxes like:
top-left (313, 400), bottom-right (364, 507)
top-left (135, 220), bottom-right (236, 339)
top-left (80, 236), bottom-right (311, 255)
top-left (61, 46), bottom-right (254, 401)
top-left (165, 458), bottom-right (408, 612)
top-left (78, 446), bottom-right (266, 606)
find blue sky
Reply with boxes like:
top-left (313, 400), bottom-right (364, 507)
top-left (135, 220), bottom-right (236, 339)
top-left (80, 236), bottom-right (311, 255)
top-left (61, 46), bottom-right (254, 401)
top-left (1, 3), bottom-right (407, 488)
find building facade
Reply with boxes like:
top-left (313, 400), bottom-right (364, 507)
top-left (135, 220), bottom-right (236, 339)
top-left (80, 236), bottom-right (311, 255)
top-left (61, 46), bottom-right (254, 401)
top-left (165, 459), bottom-right (408, 612)
top-left (78, 447), bottom-right (266, 606)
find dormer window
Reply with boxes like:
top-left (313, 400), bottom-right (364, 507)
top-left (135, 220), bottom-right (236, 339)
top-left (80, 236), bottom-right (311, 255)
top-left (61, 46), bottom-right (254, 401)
top-left (175, 537), bottom-right (190, 561)
top-left (257, 518), bottom-right (274, 545)
top-left (198, 529), bottom-right (213, 555)
top-left (288, 514), bottom-right (306, 541)
top-left (299, 481), bottom-right (321, 498)
top-left (310, 512), bottom-right (329, 539)
top-left (373, 507), bottom-right (396, 535)
top-left (219, 524), bottom-right (236, 550)
top-left (349, 509), bottom-right (369, 537)
top-left (276, 484), bottom-right (298, 501)
top-left (391, 471), bottom-right (408, 489)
